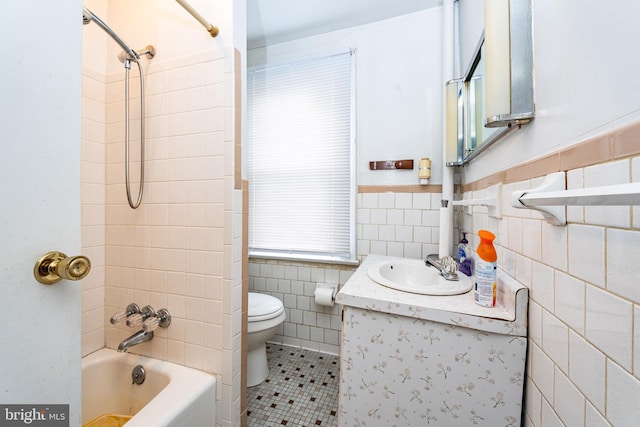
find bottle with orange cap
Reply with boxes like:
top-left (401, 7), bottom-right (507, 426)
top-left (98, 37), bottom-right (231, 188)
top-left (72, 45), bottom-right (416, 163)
top-left (474, 230), bottom-right (497, 307)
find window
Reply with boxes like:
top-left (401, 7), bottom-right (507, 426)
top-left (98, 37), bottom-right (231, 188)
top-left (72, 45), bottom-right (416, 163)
top-left (247, 50), bottom-right (355, 263)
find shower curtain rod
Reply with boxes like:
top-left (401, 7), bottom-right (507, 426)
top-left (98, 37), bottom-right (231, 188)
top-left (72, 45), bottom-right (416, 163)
top-left (176, 0), bottom-right (219, 37)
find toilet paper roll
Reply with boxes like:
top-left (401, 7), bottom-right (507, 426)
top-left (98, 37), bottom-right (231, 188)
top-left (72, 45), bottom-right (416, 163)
top-left (314, 287), bottom-right (335, 307)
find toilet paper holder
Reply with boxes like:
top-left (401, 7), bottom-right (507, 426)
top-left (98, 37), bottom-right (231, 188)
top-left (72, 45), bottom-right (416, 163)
top-left (314, 283), bottom-right (338, 307)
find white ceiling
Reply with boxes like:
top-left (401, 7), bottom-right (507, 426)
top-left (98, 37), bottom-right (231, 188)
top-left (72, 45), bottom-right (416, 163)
top-left (247, 0), bottom-right (443, 48)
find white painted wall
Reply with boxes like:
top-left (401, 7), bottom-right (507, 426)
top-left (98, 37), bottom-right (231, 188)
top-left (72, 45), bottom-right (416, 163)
top-left (458, 0), bottom-right (484, 75)
top-left (465, 0), bottom-right (640, 182)
top-left (249, 8), bottom-right (444, 186)
top-left (0, 0), bottom-right (83, 424)
top-left (98, 0), bottom-right (238, 74)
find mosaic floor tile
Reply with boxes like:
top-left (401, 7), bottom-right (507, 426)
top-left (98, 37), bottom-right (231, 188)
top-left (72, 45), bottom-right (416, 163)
top-left (247, 344), bottom-right (339, 427)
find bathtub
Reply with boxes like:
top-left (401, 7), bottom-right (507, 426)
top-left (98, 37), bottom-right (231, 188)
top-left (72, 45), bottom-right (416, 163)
top-left (82, 348), bottom-right (216, 427)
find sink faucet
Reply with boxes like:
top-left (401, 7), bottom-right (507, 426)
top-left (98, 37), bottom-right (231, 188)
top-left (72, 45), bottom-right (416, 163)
top-left (425, 254), bottom-right (459, 281)
top-left (118, 330), bottom-right (154, 352)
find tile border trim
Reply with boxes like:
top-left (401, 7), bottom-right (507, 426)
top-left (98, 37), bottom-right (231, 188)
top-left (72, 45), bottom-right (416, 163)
top-left (358, 184), bottom-right (443, 193)
top-left (463, 119), bottom-right (640, 192)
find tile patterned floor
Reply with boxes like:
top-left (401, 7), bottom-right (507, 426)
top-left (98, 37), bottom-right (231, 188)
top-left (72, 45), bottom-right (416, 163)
top-left (247, 344), bottom-right (339, 427)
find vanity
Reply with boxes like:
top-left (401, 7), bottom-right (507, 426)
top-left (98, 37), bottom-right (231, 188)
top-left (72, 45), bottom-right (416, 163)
top-left (335, 255), bottom-right (528, 426)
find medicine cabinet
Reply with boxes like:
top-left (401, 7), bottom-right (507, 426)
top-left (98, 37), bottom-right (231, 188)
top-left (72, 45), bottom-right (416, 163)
top-left (446, 0), bottom-right (534, 166)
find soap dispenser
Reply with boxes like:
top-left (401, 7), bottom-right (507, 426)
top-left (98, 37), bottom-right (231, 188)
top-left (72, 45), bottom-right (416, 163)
top-left (457, 231), bottom-right (468, 263)
top-left (458, 232), bottom-right (473, 277)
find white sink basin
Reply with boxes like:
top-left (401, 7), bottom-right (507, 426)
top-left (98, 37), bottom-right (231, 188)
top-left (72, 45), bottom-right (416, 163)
top-left (367, 258), bottom-right (473, 295)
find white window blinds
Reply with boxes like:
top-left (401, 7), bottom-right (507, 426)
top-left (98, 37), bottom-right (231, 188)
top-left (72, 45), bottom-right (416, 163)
top-left (247, 51), bottom-right (355, 262)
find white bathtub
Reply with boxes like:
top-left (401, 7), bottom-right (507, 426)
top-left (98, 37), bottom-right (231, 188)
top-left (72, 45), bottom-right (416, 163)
top-left (82, 348), bottom-right (216, 427)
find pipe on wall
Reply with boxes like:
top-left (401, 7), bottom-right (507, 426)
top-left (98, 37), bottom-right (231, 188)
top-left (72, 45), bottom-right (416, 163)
top-left (439, 0), bottom-right (456, 258)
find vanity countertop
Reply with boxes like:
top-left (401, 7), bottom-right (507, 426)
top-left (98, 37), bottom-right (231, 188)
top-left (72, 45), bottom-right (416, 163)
top-left (336, 254), bottom-right (528, 336)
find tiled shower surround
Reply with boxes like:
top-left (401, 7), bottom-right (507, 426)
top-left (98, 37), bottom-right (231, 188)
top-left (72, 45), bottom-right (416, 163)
top-left (249, 190), bottom-right (443, 353)
top-left (81, 48), bottom-right (244, 426)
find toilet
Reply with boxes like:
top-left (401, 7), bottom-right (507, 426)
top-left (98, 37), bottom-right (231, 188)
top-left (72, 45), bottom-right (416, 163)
top-left (247, 292), bottom-right (286, 387)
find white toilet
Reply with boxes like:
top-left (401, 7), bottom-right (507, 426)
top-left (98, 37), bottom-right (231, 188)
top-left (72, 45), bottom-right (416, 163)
top-left (247, 292), bottom-right (286, 387)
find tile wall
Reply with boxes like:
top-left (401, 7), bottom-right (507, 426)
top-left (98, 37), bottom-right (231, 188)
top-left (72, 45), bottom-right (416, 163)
top-left (459, 134), bottom-right (640, 426)
top-left (356, 191), bottom-right (442, 260)
top-left (103, 49), bottom-right (229, 371)
top-left (81, 48), bottom-right (243, 426)
top-left (81, 67), bottom-right (107, 356)
top-left (248, 190), bottom-right (443, 354)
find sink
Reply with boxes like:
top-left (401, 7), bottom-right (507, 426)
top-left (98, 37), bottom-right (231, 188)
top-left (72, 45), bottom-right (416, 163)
top-left (367, 258), bottom-right (473, 295)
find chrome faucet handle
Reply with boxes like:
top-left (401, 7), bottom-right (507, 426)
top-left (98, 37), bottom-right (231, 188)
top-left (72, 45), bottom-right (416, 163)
top-left (440, 256), bottom-right (459, 281)
top-left (126, 305), bottom-right (156, 328)
top-left (110, 303), bottom-right (141, 326)
top-left (142, 308), bottom-right (172, 332)
top-left (440, 256), bottom-right (458, 273)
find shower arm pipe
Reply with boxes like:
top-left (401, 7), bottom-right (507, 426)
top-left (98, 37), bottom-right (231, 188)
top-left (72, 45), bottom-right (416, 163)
top-left (512, 171), bottom-right (640, 226)
top-left (175, 0), bottom-right (219, 37)
top-left (82, 7), bottom-right (139, 61)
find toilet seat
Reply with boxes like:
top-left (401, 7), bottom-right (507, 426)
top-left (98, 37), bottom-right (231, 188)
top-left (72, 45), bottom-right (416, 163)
top-left (248, 292), bottom-right (285, 322)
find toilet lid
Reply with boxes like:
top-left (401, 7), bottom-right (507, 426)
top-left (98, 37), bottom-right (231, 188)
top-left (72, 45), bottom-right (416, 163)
top-left (248, 293), bottom-right (284, 320)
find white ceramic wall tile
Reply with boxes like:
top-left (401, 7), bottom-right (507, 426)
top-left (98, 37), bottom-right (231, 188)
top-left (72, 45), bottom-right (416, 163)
top-left (634, 305), bottom-right (640, 381)
top-left (554, 367), bottom-right (585, 426)
top-left (555, 271), bottom-right (585, 335)
top-left (508, 217), bottom-right (524, 254)
top-left (524, 378), bottom-right (542, 427)
top-left (515, 253), bottom-right (532, 287)
top-left (542, 310), bottom-right (569, 373)
top-left (81, 71), bottom-right (107, 357)
top-left (540, 221), bottom-right (567, 271)
top-left (585, 285), bottom-right (633, 371)
top-left (584, 401), bottom-right (610, 427)
top-left (413, 193), bottom-right (431, 209)
top-left (362, 193), bottom-right (378, 208)
top-left (606, 359), bottom-right (640, 426)
top-left (541, 398), bottom-right (564, 427)
top-left (568, 224), bottom-right (605, 287)
top-left (521, 218), bottom-right (542, 261)
top-left (378, 192), bottom-right (394, 208)
top-left (387, 208), bottom-right (404, 225)
top-left (531, 261), bottom-right (555, 312)
top-left (395, 192), bottom-right (412, 208)
top-left (531, 342), bottom-right (554, 402)
top-left (607, 228), bottom-right (640, 304)
top-left (528, 301), bottom-right (542, 346)
top-left (421, 209), bottom-right (440, 226)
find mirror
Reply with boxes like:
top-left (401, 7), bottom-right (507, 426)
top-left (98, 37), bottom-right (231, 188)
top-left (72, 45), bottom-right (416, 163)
top-left (463, 38), bottom-right (507, 160)
top-left (445, 38), bottom-right (509, 166)
top-left (447, 0), bottom-right (534, 166)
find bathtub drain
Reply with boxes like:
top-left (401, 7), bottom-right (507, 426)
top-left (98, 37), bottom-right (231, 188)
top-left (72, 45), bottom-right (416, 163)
top-left (132, 365), bottom-right (145, 385)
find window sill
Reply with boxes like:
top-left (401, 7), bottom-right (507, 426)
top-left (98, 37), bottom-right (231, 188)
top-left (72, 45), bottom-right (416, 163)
top-left (249, 251), bottom-right (360, 267)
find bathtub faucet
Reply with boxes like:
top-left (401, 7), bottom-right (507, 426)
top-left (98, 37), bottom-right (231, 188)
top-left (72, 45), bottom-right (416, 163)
top-left (112, 304), bottom-right (172, 352)
top-left (118, 329), bottom-right (154, 352)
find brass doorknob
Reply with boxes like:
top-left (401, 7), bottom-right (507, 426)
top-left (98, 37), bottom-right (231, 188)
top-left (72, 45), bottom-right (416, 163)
top-left (34, 251), bottom-right (91, 285)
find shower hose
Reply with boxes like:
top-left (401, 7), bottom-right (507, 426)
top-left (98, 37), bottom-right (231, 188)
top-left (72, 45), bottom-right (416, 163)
top-left (124, 59), bottom-right (145, 209)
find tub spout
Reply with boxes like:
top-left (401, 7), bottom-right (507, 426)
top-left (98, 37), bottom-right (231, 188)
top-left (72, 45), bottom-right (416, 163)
top-left (118, 330), bottom-right (154, 352)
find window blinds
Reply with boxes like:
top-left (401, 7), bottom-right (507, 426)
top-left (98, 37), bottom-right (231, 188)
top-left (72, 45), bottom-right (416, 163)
top-left (247, 51), bottom-right (354, 261)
